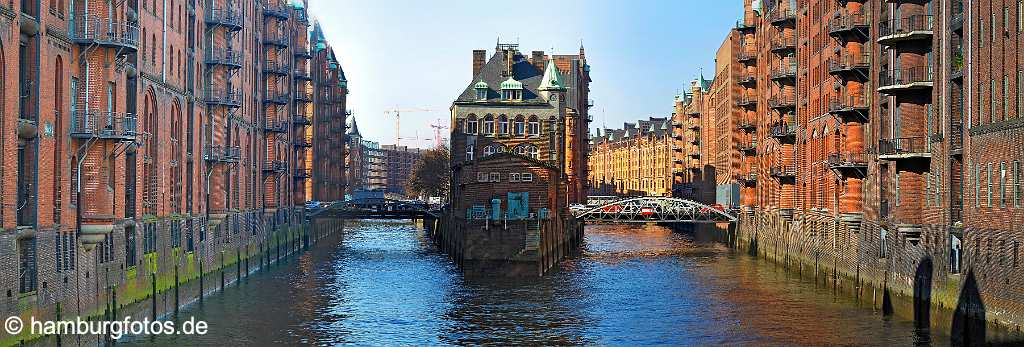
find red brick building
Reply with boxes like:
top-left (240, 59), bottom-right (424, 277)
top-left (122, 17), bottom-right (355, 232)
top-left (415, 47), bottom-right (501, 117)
top-left (0, 0), bottom-right (346, 339)
top-left (675, 0), bottom-right (1024, 333)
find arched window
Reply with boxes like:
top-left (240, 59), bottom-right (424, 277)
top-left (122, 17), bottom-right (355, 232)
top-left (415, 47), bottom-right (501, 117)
top-left (483, 114), bottom-right (494, 135)
top-left (483, 145), bottom-right (495, 157)
top-left (514, 115), bottom-right (525, 136)
top-left (498, 114), bottom-right (509, 134)
top-left (514, 144), bottom-right (539, 159)
top-left (466, 114), bottom-right (478, 134)
top-left (528, 115), bottom-right (539, 136)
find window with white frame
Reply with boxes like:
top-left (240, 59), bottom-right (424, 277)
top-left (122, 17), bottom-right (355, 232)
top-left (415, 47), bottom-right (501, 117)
top-left (522, 173), bottom-right (533, 182)
top-left (484, 145), bottom-right (495, 156)
top-left (499, 115), bottom-right (509, 134)
top-left (514, 115), bottom-right (525, 136)
top-left (489, 172), bottom-right (500, 182)
top-left (1002, 162), bottom-right (1008, 207)
top-left (988, 163), bottom-right (994, 207)
top-left (466, 145), bottom-right (474, 161)
top-left (1016, 160), bottom-right (1022, 207)
top-left (528, 116), bottom-right (540, 136)
top-left (510, 173), bottom-right (521, 182)
top-left (466, 115), bottom-right (478, 134)
top-left (483, 114), bottom-right (494, 135)
top-left (477, 172), bottom-right (488, 182)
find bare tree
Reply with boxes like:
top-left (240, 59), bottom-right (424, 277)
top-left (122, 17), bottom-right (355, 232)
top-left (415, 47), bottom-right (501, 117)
top-left (405, 146), bottom-right (450, 201)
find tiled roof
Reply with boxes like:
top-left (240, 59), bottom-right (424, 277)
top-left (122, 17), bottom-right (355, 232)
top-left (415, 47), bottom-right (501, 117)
top-left (455, 50), bottom-right (545, 103)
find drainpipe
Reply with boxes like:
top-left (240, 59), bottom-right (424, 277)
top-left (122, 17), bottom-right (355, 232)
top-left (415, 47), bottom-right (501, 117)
top-left (162, 0), bottom-right (167, 82)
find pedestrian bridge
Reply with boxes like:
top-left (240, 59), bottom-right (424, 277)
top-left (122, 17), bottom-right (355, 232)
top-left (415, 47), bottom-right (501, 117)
top-left (571, 196), bottom-right (736, 224)
top-left (309, 198), bottom-right (442, 220)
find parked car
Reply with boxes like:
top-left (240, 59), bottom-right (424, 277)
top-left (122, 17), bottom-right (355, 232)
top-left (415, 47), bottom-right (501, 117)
top-left (305, 201), bottom-right (322, 210)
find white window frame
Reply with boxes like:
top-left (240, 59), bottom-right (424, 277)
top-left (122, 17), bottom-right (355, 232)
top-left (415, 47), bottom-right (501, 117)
top-left (522, 173), bottom-right (533, 182)
top-left (466, 145), bottom-right (474, 161)
top-left (489, 172), bottom-right (500, 182)
top-left (528, 117), bottom-right (540, 137)
top-left (510, 173), bottom-right (520, 182)
top-left (467, 116), bottom-right (478, 134)
top-left (477, 172), bottom-right (488, 182)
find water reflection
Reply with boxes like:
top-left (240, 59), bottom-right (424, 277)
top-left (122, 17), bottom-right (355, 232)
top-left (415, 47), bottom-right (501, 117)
top-left (124, 221), bottom-right (947, 346)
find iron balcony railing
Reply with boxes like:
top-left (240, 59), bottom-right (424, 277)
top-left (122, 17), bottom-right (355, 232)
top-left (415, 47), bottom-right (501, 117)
top-left (768, 6), bottom-right (796, 26)
top-left (687, 122), bottom-right (701, 130)
top-left (828, 14), bottom-right (870, 38)
top-left (204, 145), bottom-right (241, 163)
top-left (265, 90), bottom-right (290, 105)
top-left (293, 114), bottom-right (312, 125)
top-left (736, 118), bottom-right (756, 131)
top-left (205, 8), bottom-right (243, 30)
top-left (263, 160), bottom-right (287, 173)
top-left (879, 66), bottom-right (933, 90)
top-left (71, 14), bottom-right (139, 50)
top-left (737, 73), bottom-right (757, 86)
top-left (769, 123), bottom-right (798, 138)
top-left (950, 116), bottom-right (964, 153)
top-left (264, 119), bottom-right (289, 133)
top-left (263, 2), bottom-right (290, 19)
top-left (294, 137), bottom-right (312, 147)
top-left (205, 47), bottom-right (242, 67)
top-left (770, 63), bottom-right (797, 81)
top-left (768, 95), bottom-right (796, 110)
top-left (263, 32), bottom-right (289, 47)
top-left (878, 137), bottom-right (930, 158)
top-left (770, 165), bottom-right (797, 178)
top-left (827, 52), bottom-right (871, 76)
top-left (70, 110), bottom-right (137, 140)
top-left (295, 90), bottom-right (313, 102)
top-left (294, 68), bottom-right (312, 80)
top-left (738, 140), bottom-right (757, 153)
top-left (737, 50), bottom-right (757, 64)
top-left (735, 172), bottom-right (758, 183)
top-left (263, 60), bottom-right (290, 75)
top-left (879, 15), bottom-right (934, 42)
top-left (294, 168), bottom-right (311, 179)
top-left (950, 10), bottom-right (964, 32)
top-left (827, 152), bottom-right (870, 168)
top-left (770, 36), bottom-right (797, 53)
top-left (736, 96), bottom-right (758, 108)
top-left (205, 88), bottom-right (242, 107)
top-left (294, 46), bottom-right (312, 59)
top-left (827, 95), bottom-right (870, 117)
top-left (735, 19), bottom-right (755, 32)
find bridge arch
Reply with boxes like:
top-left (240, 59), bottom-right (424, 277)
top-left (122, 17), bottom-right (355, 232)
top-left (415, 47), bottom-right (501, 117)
top-left (572, 197), bottom-right (736, 223)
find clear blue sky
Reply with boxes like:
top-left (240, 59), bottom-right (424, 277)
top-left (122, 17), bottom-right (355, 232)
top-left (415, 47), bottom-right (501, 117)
top-left (307, 0), bottom-right (743, 149)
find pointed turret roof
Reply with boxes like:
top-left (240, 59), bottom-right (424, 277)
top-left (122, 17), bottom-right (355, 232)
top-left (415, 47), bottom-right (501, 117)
top-left (538, 58), bottom-right (566, 91)
top-left (347, 116), bottom-right (360, 136)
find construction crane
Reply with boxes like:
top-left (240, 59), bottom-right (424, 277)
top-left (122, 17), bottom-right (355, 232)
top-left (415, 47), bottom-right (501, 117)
top-left (429, 118), bottom-right (449, 148)
top-left (384, 106), bottom-right (433, 146)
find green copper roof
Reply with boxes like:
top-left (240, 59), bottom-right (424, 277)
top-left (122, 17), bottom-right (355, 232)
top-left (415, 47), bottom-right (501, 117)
top-left (474, 80), bottom-right (488, 89)
top-left (315, 42), bottom-right (325, 52)
top-left (538, 59), bottom-right (565, 91)
top-left (291, 0), bottom-right (304, 9)
top-left (500, 77), bottom-right (522, 90)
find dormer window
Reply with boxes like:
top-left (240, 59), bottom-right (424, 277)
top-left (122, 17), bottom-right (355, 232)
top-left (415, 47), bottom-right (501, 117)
top-left (500, 77), bottom-right (523, 101)
top-left (474, 80), bottom-right (488, 101)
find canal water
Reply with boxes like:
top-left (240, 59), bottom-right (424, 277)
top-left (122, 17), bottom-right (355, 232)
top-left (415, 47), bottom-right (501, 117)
top-left (123, 220), bottom-right (945, 346)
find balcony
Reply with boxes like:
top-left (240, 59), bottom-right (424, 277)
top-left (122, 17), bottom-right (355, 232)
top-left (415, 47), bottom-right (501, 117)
top-left (878, 137), bottom-right (931, 160)
top-left (689, 136), bottom-right (700, 145)
top-left (204, 145), bottom-right (241, 163)
top-left (205, 47), bottom-right (242, 68)
top-left (768, 95), bottom-right (796, 111)
top-left (736, 118), bottom-right (756, 131)
top-left (264, 90), bottom-right (290, 105)
top-left (736, 172), bottom-right (758, 184)
top-left (769, 63), bottom-right (797, 83)
top-left (827, 95), bottom-right (870, 122)
top-left (294, 168), bottom-right (311, 179)
top-left (71, 15), bottom-right (139, 50)
top-left (264, 119), bottom-right (288, 133)
top-left (828, 14), bottom-right (869, 41)
top-left (737, 51), bottom-right (757, 64)
top-left (735, 19), bottom-right (756, 32)
top-left (263, 2), bottom-right (290, 19)
top-left (950, 50), bottom-right (964, 82)
top-left (770, 165), bottom-right (797, 179)
top-left (827, 53), bottom-right (870, 79)
top-left (878, 15), bottom-right (934, 46)
top-left (688, 150), bottom-right (701, 158)
top-left (878, 66), bottom-right (933, 93)
top-left (769, 123), bottom-right (798, 140)
top-left (768, 7), bottom-right (796, 27)
top-left (738, 140), bottom-right (757, 154)
top-left (687, 122), bottom-right (701, 130)
top-left (293, 114), bottom-right (312, 126)
top-left (263, 60), bottom-right (290, 75)
top-left (770, 36), bottom-right (796, 54)
top-left (737, 73), bottom-right (756, 87)
top-left (827, 152), bottom-right (870, 174)
top-left (950, 10), bottom-right (964, 33)
top-left (295, 90), bottom-right (313, 102)
top-left (294, 68), bottom-right (312, 81)
top-left (736, 96), bottom-right (758, 109)
top-left (70, 111), bottom-right (137, 141)
top-left (687, 110), bottom-right (701, 117)
top-left (294, 47), bottom-right (312, 59)
top-left (294, 138), bottom-right (312, 147)
top-left (263, 32), bottom-right (289, 47)
top-left (263, 160), bottom-right (287, 173)
top-left (205, 88), bottom-right (242, 108)
top-left (205, 8), bottom-right (243, 31)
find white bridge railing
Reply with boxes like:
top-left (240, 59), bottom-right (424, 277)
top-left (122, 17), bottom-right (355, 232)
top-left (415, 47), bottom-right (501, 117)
top-left (571, 197), bottom-right (737, 224)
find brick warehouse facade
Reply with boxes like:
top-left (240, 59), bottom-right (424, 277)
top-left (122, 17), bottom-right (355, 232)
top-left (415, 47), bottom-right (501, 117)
top-left (655, 0), bottom-right (1024, 338)
top-left (0, 0), bottom-right (347, 344)
top-left (380, 144), bottom-right (424, 198)
top-left (588, 117), bottom-right (674, 197)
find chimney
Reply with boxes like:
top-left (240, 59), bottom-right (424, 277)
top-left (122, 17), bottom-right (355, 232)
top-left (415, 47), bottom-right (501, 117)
top-left (531, 50), bottom-right (545, 72)
top-left (472, 50), bottom-right (486, 78)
